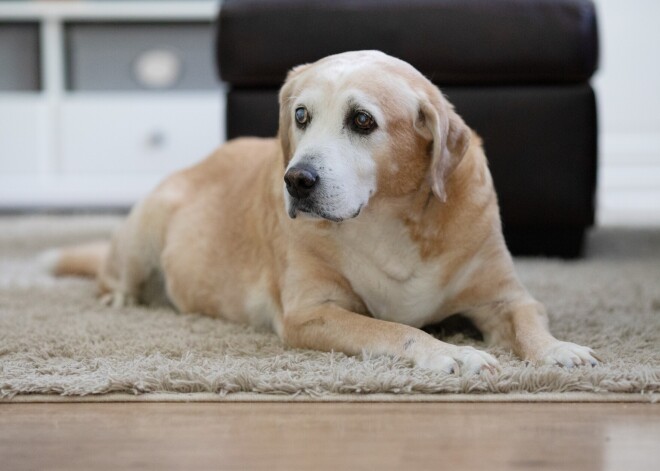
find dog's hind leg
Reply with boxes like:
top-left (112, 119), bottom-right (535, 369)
top-left (98, 179), bottom-right (186, 308)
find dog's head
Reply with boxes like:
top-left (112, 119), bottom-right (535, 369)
top-left (278, 50), bottom-right (471, 222)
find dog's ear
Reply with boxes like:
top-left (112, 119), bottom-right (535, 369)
top-left (416, 89), bottom-right (471, 202)
top-left (278, 64), bottom-right (310, 165)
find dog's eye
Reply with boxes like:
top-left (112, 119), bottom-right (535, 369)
top-left (295, 107), bottom-right (309, 127)
top-left (353, 111), bottom-right (376, 132)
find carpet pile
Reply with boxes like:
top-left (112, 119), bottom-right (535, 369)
top-left (1, 216), bottom-right (658, 402)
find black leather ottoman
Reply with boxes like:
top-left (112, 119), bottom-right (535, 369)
top-left (216, 0), bottom-right (599, 258)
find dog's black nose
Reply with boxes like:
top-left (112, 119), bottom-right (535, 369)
top-left (284, 165), bottom-right (319, 199)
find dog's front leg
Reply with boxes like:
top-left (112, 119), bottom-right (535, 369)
top-left (471, 299), bottom-right (599, 368)
top-left (281, 303), bottom-right (499, 374)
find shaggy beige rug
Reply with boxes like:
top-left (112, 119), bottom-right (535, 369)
top-left (0, 216), bottom-right (659, 402)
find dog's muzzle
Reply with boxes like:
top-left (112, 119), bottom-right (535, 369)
top-left (284, 163), bottom-right (362, 222)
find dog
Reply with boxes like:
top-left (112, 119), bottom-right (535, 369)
top-left (49, 51), bottom-right (599, 374)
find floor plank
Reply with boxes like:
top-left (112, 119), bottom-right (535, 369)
top-left (1, 403), bottom-right (658, 471)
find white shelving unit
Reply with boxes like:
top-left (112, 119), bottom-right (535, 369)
top-left (0, 1), bottom-right (223, 208)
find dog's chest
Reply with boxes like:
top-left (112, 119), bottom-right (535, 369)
top-left (337, 218), bottom-right (452, 327)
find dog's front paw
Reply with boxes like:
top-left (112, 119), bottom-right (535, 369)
top-left (540, 341), bottom-right (599, 368)
top-left (415, 343), bottom-right (499, 375)
top-left (99, 292), bottom-right (136, 308)
top-left (416, 348), bottom-right (460, 374)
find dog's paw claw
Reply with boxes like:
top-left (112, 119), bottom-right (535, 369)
top-left (454, 346), bottom-right (501, 375)
top-left (416, 350), bottom-right (460, 375)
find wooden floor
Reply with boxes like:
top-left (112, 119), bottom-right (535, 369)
top-left (1, 403), bottom-right (658, 471)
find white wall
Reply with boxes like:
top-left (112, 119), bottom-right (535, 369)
top-left (594, 0), bottom-right (660, 225)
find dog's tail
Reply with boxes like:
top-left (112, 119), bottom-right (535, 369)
top-left (39, 241), bottom-right (110, 278)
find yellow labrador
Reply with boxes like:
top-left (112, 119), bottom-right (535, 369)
top-left (50, 51), bottom-right (598, 374)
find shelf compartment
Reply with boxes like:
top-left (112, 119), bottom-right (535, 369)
top-left (0, 22), bottom-right (41, 91)
top-left (65, 22), bottom-right (218, 92)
